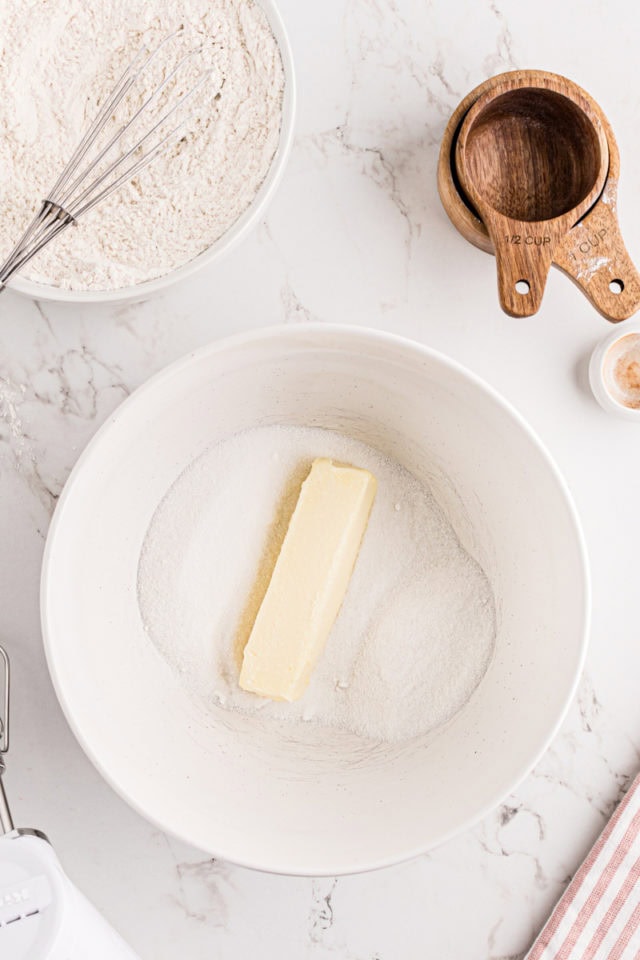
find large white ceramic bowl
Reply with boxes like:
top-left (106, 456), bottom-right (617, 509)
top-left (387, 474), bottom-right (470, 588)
top-left (8, 0), bottom-right (295, 305)
top-left (41, 325), bottom-right (590, 875)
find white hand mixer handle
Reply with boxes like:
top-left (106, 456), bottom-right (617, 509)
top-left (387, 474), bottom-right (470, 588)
top-left (1, 833), bottom-right (140, 960)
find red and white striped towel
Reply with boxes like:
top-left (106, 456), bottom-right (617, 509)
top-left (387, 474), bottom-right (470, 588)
top-left (526, 773), bottom-right (640, 959)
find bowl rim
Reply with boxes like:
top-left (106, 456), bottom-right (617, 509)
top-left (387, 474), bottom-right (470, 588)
top-left (40, 323), bottom-right (591, 875)
top-left (6, 0), bottom-right (296, 306)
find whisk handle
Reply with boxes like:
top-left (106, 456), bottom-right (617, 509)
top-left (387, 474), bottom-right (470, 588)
top-left (0, 201), bottom-right (74, 291)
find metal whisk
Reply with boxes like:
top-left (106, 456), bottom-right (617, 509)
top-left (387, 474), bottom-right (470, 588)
top-left (0, 30), bottom-right (209, 292)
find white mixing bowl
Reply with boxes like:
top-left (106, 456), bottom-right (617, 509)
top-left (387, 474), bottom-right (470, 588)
top-left (7, 0), bottom-right (295, 305)
top-left (41, 325), bottom-right (589, 875)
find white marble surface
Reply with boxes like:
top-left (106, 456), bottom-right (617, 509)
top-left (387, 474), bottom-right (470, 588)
top-left (2, 0), bottom-right (640, 956)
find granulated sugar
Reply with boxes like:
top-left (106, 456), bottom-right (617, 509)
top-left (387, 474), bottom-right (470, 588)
top-left (0, 0), bottom-right (284, 290)
top-left (137, 425), bottom-right (496, 743)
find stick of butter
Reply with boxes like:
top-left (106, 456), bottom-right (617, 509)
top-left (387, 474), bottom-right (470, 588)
top-left (239, 457), bottom-right (377, 701)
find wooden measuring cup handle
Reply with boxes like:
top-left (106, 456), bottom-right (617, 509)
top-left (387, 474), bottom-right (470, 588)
top-left (553, 186), bottom-right (640, 322)
top-left (489, 218), bottom-right (564, 318)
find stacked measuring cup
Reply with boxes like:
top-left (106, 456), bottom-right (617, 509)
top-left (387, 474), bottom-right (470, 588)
top-left (438, 70), bottom-right (640, 320)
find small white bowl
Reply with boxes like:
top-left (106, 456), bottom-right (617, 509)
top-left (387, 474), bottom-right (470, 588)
top-left (7, 0), bottom-right (295, 306)
top-left (41, 324), bottom-right (590, 875)
top-left (589, 321), bottom-right (640, 421)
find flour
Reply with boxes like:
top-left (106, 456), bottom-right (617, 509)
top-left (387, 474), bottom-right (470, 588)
top-left (137, 425), bottom-right (496, 743)
top-left (0, 0), bottom-right (284, 290)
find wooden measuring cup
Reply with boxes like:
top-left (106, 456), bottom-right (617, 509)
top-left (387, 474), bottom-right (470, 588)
top-left (454, 73), bottom-right (609, 317)
top-left (438, 71), bottom-right (640, 322)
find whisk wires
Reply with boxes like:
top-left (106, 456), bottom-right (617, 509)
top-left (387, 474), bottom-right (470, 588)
top-left (0, 30), bottom-right (210, 291)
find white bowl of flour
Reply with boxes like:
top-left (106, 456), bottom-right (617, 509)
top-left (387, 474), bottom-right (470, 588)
top-left (0, 0), bottom-right (294, 303)
top-left (41, 325), bottom-right (590, 874)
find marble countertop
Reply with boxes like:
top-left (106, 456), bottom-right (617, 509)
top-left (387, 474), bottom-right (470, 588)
top-left (2, 0), bottom-right (640, 956)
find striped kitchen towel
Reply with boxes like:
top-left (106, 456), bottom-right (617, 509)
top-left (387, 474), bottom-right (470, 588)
top-left (526, 772), bottom-right (640, 959)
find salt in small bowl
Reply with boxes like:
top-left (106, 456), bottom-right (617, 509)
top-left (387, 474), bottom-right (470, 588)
top-left (589, 320), bottom-right (640, 421)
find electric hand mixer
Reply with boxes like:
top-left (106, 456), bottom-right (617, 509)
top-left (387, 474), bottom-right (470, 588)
top-left (0, 647), bottom-right (140, 959)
